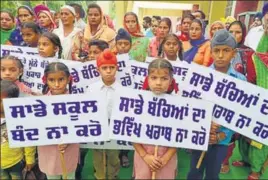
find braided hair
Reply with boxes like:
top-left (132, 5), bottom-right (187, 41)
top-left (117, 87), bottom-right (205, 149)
top-left (40, 32), bottom-right (62, 59)
top-left (1, 55), bottom-right (24, 82)
top-left (158, 34), bottom-right (183, 60)
top-left (42, 62), bottom-right (72, 94)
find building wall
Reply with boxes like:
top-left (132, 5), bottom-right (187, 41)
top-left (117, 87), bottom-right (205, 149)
top-left (234, 0), bottom-right (259, 18)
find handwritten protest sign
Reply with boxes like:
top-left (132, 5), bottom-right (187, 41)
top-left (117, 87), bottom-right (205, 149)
top-left (3, 92), bottom-right (109, 147)
top-left (80, 140), bottom-right (134, 150)
top-left (180, 63), bottom-right (268, 145)
top-left (130, 60), bottom-right (189, 90)
top-left (1, 46), bottom-right (133, 94)
top-left (109, 87), bottom-right (214, 151)
top-left (1, 45), bottom-right (38, 56)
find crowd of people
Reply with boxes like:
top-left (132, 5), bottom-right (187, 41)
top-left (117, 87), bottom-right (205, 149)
top-left (0, 2), bottom-right (268, 180)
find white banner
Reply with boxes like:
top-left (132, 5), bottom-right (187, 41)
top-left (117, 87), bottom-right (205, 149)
top-left (109, 87), bottom-right (214, 151)
top-left (180, 63), bottom-right (268, 145)
top-left (3, 92), bottom-right (109, 147)
top-left (1, 46), bottom-right (133, 94)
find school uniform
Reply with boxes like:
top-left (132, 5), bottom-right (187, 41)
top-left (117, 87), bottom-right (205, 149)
top-left (187, 64), bottom-right (246, 180)
top-left (87, 80), bottom-right (121, 180)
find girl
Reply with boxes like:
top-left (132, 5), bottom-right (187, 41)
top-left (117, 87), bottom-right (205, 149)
top-left (38, 62), bottom-right (79, 179)
top-left (133, 58), bottom-right (178, 179)
top-left (72, 3), bottom-right (116, 61)
top-left (21, 22), bottom-right (42, 47)
top-left (228, 21), bottom-right (254, 75)
top-left (37, 32), bottom-right (62, 59)
top-left (1, 9), bottom-right (15, 44)
top-left (0, 55), bottom-right (32, 97)
top-left (37, 10), bottom-right (57, 32)
top-left (183, 19), bottom-right (211, 67)
top-left (53, 5), bottom-right (81, 60)
top-left (149, 18), bottom-right (172, 57)
top-left (7, 5), bottom-right (36, 46)
top-left (158, 34), bottom-right (183, 61)
top-left (123, 12), bottom-right (150, 62)
top-left (1, 80), bottom-right (36, 180)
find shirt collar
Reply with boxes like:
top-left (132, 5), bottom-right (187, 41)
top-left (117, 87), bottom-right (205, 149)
top-left (210, 63), bottom-right (237, 76)
top-left (99, 80), bottom-right (119, 90)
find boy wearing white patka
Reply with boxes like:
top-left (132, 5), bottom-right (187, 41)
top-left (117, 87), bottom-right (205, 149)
top-left (87, 49), bottom-right (120, 180)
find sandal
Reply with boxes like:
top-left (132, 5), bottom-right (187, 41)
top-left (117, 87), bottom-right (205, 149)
top-left (120, 155), bottom-right (130, 168)
top-left (247, 173), bottom-right (260, 180)
top-left (220, 164), bottom-right (230, 174)
top-left (232, 160), bottom-right (250, 167)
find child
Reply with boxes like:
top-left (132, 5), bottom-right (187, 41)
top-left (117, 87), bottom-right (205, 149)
top-left (1, 55), bottom-right (33, 96)
top-left (21, 22), bottom-right (42, 47)
top-left (115, 28), bottom-right (132, 168)
top-left (115, 28), bottom-right (132, 55)
top-left (78, 39), bottom-right (109, 62)
top-left (1, 80), bottom-right (36, 179)
top-left (187, 29), bottom-right (246, 180)
top-left (158, 34), bottom-right (183, 61)
top-left (133, 58), bottom-right (178, 179)
top-left (87, 49), bottom-right (120, 179)
top-left (38, 62), bottom-right (79, 179)
top-left (37, 32), bottom-right (62, 59)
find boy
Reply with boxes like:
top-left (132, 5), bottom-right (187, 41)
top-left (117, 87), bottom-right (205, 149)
top-left (1, 80), bottom-right (36, 179)
top-left (79, 39), bottom-right (109, 62)
top-left (115, 28), bottom-right (132, 168)
top-left (187, 29), bottom-right (247, 180)
top-left (115, 28), bottom-right (132, 55)
top-left (87, 49), bottom-right (121, 180)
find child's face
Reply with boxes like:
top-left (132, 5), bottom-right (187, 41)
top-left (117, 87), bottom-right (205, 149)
top-left (116, 39), bottom-right (131, 54)
top-left (98, 64), bottom-right (117, 84)
top-left (212, 45), bottom-right (236, 69)
top-left (148, 68), bottom-right (172, 95)
top-left (21, 28), bottom-right (40, 47)
top-left (0, 92), bottom-right (7, 117)
top-left (163, 37), bottom-right (179, 57)
top-left (88, 45), bottom-right (102, 61)
top-left (46, 71), bottom-right (69, 95)
top-left (38, 36), bottom-right (57, 58)
top-left (1, 59), bottom-right (22, 82)
top-left (38, 12), bottom-right (52, 28)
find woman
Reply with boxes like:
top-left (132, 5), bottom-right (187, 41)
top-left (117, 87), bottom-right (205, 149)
top-left (1, 9), bottom-right (15, 44)
top-left (53, 5), bottom-right (81, 60)
top-left (148, 17), bottom-right (172, 57)
top-left (123, 12), bottom-right (150, 62)
top-left (37, 10), bottom-right (57, 32)
top-left (183, 19), bottom-right (211, 66)
top-left (228, 21), bottom-right (254, 75)
top-left (71, 3), bottom-right (116, 61)
top-left (178, 14), bottom-right (195, 42)
top-left (209, 21), bottom-right (225, 39)
top-left (6, 5), bottom-right (36, 46)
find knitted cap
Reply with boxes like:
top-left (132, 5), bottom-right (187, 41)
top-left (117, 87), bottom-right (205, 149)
top-left (115, 28), bottom-right (132, 43)
top-left (211, 29), bottom-right (236, 49)
top-left (97, 49), bottom-right (117, 68)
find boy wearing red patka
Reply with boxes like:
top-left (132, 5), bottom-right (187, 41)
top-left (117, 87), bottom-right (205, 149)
top-left (86, 49), bottom-right (121, 179)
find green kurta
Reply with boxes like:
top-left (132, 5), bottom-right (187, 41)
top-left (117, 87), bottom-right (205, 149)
top-left (0, 28), bottom-right (14, 44)
top-left (129, 36), bottom-right (150, 62)
top-left (239, 33), bottom-right (268, 173)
